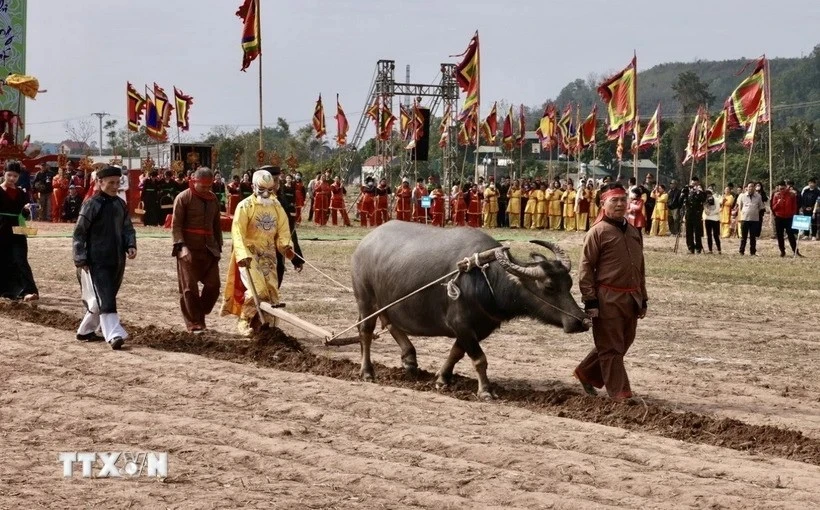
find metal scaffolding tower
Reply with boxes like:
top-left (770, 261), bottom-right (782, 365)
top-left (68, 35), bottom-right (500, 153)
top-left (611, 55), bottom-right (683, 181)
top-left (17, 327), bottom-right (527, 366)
top-left (350, 59), bottom-right (459, 186)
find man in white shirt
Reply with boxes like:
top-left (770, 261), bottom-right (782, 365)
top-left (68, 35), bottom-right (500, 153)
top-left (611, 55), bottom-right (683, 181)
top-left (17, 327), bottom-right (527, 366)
top-left (736, 182), bottom-right (764, 256)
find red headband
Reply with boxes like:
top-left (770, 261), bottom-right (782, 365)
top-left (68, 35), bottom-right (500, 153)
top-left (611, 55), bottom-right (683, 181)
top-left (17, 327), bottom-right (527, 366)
top-left (600, 187), bottom-right (626, 203)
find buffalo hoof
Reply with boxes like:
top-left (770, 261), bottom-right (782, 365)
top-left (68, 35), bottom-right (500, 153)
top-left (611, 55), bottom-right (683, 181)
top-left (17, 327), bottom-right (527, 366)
top-left (477, 390), bottom-right (495, 401)
top-left (360, 367), bottom-right (375, 382)
top-left (435, 371), bottom-right (453, 390)
top-left (403, 362), bottom-right (419, 376)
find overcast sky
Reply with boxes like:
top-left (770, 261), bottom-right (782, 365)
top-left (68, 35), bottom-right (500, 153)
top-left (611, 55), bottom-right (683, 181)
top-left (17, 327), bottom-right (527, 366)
top-left (25, 0), bottom-right (820, 145)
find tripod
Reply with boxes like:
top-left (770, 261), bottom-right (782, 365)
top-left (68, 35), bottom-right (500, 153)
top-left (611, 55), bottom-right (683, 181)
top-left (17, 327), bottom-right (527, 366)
top-left (673, 203), bottom-right (687, 254)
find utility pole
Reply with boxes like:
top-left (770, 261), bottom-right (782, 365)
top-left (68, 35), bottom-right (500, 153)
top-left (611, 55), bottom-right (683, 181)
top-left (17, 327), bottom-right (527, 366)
top-left (91, 112), bottom-right (109, 156)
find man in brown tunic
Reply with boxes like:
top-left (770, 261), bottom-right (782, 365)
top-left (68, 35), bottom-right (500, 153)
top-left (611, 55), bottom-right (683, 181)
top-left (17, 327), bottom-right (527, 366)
top-left (171, 167), bottom-right (223, 333)
top-left (574, 183), bottom-right (648, 400)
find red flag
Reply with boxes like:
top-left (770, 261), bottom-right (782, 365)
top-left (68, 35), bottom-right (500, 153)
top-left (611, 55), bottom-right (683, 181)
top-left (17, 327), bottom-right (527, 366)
top-left (579, 105), bottom-right (598, 150)
top-left (616, 126), bottom-right (625, 161)
top-left (725, 57), bottom-right (768, 128)
top-left (706, 109), bottom-right (727, 153)
top-left (126, 82), bottom-right (146, 132)
top-left (439, 104), bottom-right (452, 148)
top-left (313, 94), bottom-right (326, 139)
top-left (237, 0), bottom-right (261, 71)
top-left (682, 108), bottom-right (702, 164)
top-left (556, 104), bottom-right (573, 151)
top-left (453, 31), bottom-right (479, 125)
top-left (334, 94), bottom-right (349, 146)
top-left (598, 55), bottom-right (637, 137)
top-left (502, 106), bottom-right (514, 150)
top-left (742, 112), bottom-right (759, 148)
top-left (480, 102), bottom-right (497, 144)
top-left (516, 104), bottom-right (527, 147)
top-left (638, 104), bottom-right (660, 149)
top-left (399, 104), bottom-right (412, 141)
top-left (380, 98), bottom-right (396, 141)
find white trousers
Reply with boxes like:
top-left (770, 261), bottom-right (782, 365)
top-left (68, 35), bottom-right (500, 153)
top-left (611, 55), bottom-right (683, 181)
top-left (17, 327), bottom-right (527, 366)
top-left (78, 270), bottom-right (127, 342)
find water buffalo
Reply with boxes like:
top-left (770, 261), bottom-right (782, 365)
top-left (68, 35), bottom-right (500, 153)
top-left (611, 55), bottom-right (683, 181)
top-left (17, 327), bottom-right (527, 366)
top-left (351, 221), bottom-right (589, 400)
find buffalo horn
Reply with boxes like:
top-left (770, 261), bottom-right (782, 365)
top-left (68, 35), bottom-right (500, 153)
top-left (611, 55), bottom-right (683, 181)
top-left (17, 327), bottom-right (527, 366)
top-left (493, 247), bottom-right (548, 280)
top-left (529, 240), bottom-right (572, 272)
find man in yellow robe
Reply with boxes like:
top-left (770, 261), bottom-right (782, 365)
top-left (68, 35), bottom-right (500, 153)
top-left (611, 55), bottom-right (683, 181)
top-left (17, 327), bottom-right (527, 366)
top-left (562, 182), bottom-right (577, 232)
top-left (650, 184), bottom-right (669, 236)
top-left (221, 169), bottom-right (296, 336)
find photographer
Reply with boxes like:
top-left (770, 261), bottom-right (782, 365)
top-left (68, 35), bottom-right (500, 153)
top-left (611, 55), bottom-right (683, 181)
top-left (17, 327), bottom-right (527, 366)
top-left (681, 176), bottom-right (706, 254)
top-left (666, 180), bottom-right (683, 235)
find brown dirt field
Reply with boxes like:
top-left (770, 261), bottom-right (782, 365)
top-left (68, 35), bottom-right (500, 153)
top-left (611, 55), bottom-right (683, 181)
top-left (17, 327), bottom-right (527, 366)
top-left (1, 221), bottom-right (820, 509)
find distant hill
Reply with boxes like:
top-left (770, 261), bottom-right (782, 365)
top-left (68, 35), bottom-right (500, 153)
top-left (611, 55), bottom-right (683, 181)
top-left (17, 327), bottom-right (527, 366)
top-left (537, 44), bottom-right (820, 126)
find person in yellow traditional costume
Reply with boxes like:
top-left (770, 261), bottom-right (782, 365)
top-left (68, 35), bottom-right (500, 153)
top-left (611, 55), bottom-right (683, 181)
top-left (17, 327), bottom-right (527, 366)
top-left (534, 184), bottom-right (548, 229)
top-left (548, 181), bottom-right (563, 230)
top-left (523, 186), bottom-right (537, 229)
top-left (719, 186), bottom-right (735, 238)
top-left (562, 181), bottom-right (577, 232)
top-left (221, 169), bottom-right (296, 336)
top-left (506, 180), bottom-right (522, 228)
top-left (482, 183), bottom-right (499, 228)
top-left (650, 184), bottom-right (669, 236)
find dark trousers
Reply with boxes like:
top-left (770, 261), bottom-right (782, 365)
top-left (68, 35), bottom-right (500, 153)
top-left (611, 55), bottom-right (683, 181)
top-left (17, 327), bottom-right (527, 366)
top-left (668, 208), bottom-right (681, 235)
top-left (774, 216), bottom-right (797, 255)
top-left (704, 220), bottom-right (721, 252)
top-left (575, 305), bottom-right (638, 399)
top-left (739, 221), bottom-right (758, 254)
top-left (307, 198), bottom-right (314, 221)
top-left (685, 215), bottom-right (703, 252)
top-left (177, 251), bottom-right (221, 330)
top-left (0, 236), bottom-right (38, 299)
top-left (37, 193), bottom-right (51, 221)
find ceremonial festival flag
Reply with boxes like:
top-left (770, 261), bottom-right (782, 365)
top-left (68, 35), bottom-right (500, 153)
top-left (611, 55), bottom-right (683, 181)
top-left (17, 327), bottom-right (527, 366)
top-left (380, 97), bottom-right (396, 142)
top-left (706, 109), bottom-right (727, 153)
top-left (516, 104), bottom-right (526, 147)
top-left (334, 94), bottom-right (349, 146)
top-left (399, 104), bottom-right (412, 140)
top-left (598, 55), bottom-right (637, 137)
top-left (579, 105), bottom-right (597, 150)
top-left (556, 104), bottom-right (573, 151)
top-left (725, 57), bottom-right (769, 128)
top-left (144, 93), bottom-right (165, 142)
top-left (631, 115), bottom-right (641, 154)
top-left (367, 96), bottom-right (381, 123)
top-left (481, 102), bottom-right (497, 144)
top-left (502, 105), bottom-right (514, 150)
top-left (237, 0), bottom-right (261, 72)
top-left (638, 104), bottom-right (660, 149)
top-left (535, 103), bottom-right (556, 149)
top-left (695, 109), bottom-right (709, 161)
top-left (458, 111), bottom-right (477, 146)
top-left (616, 126), bottom-right (625, 161)
top-left (173, 87), bottom-right (193, 132)
top-left (682, 110), bottom-right (701, 164)
top-left (126, 82), bottom-right (146, 132)
top-left (742, 112), bottom-right (759, 148)
top-left (153, 83), bottom-right (173, 127)
top-left (438, 104), bottom-right (452, 148)
top-left (313, 94), bottom-right (326, 139)
top-left (453, 32), bottom-right (480, 125)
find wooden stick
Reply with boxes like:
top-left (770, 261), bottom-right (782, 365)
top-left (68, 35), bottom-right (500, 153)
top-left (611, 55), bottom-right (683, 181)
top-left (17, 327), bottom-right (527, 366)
top-left (259, 302), bottom-right (331, 339)
top-left (257, 0), bottom-right (264, 151)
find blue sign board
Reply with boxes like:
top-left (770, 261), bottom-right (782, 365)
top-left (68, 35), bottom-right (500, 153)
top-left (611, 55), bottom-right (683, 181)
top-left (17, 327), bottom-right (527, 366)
top-left (421, 196), bottom-right (432, 209)
top-left (792, 215), bottom-right (811, 232)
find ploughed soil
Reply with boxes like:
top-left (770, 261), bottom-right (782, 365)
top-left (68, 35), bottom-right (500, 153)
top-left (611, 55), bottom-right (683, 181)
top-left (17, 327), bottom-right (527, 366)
top-left (1, 222), bottom-right (819, 508)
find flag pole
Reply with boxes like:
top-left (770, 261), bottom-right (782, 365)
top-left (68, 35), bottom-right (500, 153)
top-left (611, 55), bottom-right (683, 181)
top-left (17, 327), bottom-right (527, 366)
top-left (765, 55), bottom-right (773, 199)
top-left (722, 144), bottom-right (727, 191)
top-left (576, 104), bottom-right (581, 182)
top-left (257, 0), bottom-right (264, 152)
top-left (743, 134), bottom-right (755, 186)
